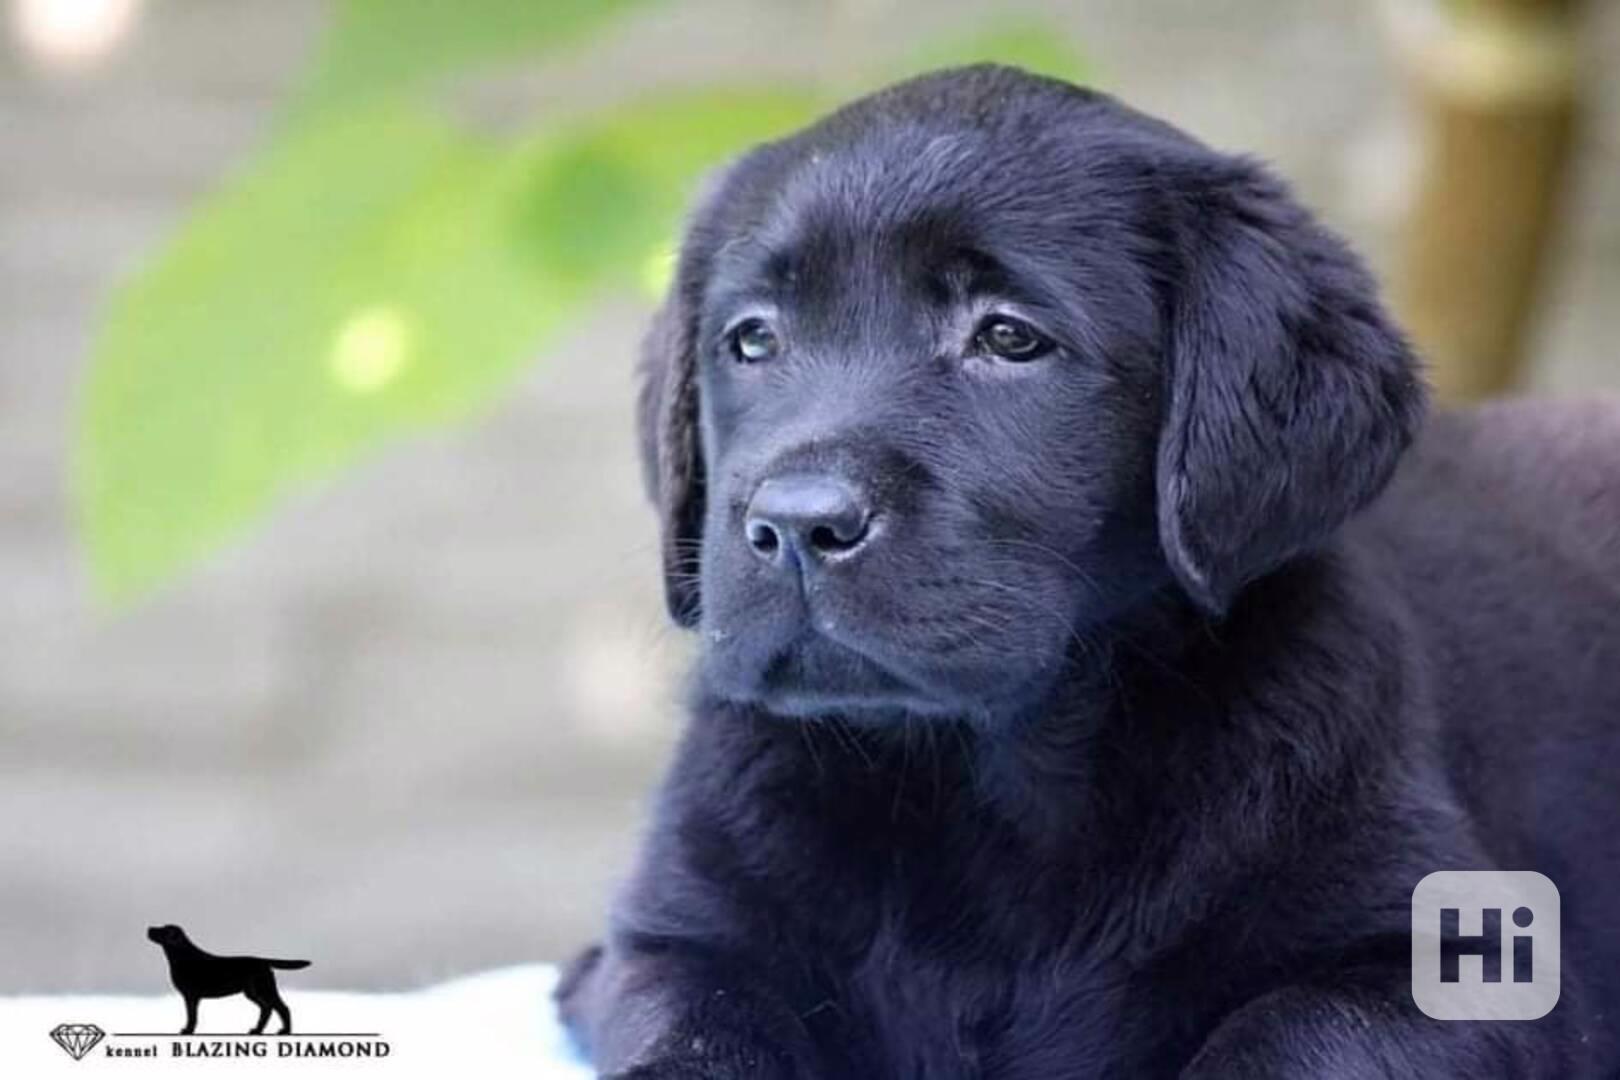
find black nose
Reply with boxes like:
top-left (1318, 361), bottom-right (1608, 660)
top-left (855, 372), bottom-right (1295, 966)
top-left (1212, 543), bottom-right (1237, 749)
top-left (745, 475), bottom-right (873, 567)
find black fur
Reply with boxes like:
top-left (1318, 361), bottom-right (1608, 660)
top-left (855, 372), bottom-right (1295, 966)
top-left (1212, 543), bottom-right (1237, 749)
top-left (560, 66), bottom-right (1620, 1078)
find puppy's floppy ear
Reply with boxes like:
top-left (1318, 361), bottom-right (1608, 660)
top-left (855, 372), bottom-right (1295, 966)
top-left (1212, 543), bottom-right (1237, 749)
top-left (638, 157), bottom-right (769, 626)
top-left (637, 260), bottom-right (706, 628)
top-left (1156, 158), bottom-right (1425, 614)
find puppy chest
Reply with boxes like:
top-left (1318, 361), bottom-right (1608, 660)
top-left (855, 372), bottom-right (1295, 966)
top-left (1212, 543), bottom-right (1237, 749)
top-left (833, 942), bottom-right (1191, 1080)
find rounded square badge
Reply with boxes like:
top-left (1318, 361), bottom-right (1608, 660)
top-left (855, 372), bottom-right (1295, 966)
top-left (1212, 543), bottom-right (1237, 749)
top-left (1411, 870), bottom-right (1560, 1021)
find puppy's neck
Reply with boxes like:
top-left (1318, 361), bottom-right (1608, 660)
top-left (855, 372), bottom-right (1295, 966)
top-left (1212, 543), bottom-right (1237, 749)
top-left (963, 555), bottom-right (1392, 834)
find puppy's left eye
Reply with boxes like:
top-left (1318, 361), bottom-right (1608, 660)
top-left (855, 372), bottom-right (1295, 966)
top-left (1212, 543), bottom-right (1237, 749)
top-left (729, 318), bottom-right (781, 364)
top-left (974, 316), bottom-right (1053, 362)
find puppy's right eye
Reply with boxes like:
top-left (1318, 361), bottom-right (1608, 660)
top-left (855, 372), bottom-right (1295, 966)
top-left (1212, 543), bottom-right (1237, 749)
top-left (729, 318), bottom-right (780, 364)
top-left (974, 315), bottom-right (1053, 362)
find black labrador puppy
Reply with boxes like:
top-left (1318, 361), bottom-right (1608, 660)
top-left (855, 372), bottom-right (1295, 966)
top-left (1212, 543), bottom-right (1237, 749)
top-left (558, 66), bottom-right (1620, 1078)
top-left (147, 924), bottom-right (309, 1035)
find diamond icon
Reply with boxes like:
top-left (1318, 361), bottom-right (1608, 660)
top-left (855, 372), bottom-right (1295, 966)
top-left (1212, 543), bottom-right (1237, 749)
top-left (50, 1023), bottom-right (106, 1061)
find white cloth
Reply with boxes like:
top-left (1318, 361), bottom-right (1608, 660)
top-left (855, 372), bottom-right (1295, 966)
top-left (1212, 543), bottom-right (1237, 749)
top-left (1, 964), bottom-right (594, 1077)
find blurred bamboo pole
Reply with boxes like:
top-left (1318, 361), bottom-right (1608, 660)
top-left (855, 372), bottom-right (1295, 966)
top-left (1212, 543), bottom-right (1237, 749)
top-left (1390, 0), bottom-right (1588, 401)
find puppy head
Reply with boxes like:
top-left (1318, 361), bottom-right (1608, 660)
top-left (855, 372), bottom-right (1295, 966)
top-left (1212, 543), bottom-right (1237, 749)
top-left (639, 65), bottom-right (1422, 721)
top-left (146, 924), bottom-right (184, 945)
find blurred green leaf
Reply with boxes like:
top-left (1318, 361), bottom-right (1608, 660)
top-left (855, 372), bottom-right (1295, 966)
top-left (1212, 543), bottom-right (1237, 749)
top-left (77, 105), bottom-right (576, 602)
top-left (291, 0), bottom-right (651, 119)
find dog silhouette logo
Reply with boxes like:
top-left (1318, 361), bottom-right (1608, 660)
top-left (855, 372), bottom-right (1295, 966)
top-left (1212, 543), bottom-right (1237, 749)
top-left (50, 1022), bottom-right (105, 1060)
top-left (146, 924), bottom-right (310, 1035)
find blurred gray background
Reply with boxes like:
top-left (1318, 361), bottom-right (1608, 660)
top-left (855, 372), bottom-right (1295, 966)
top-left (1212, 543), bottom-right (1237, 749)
top-left (3, 0), bottom-right (1618, 992)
